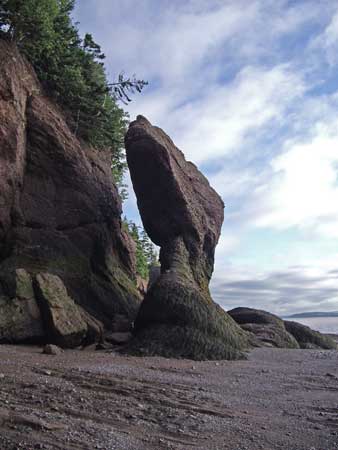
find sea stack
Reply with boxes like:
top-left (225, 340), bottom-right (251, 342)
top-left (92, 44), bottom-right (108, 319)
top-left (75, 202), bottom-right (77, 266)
top-left (125, 115), bottom-right (247, 359)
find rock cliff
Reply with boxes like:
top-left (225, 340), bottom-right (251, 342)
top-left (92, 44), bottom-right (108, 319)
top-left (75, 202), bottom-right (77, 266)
top-left (0, 39), bottom-right (140, 347)
top-left (125, 116), bottom-right (247, 360)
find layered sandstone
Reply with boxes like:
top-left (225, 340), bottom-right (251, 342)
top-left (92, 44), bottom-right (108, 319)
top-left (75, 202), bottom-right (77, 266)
top-left (0, 39), bottom-right (140, 346)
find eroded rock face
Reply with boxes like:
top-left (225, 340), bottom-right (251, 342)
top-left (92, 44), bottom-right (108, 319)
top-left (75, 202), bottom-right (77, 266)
top-left (0, 39), bottom-right (141, 346)
top-left (125, 116), bottom-right (247, 360)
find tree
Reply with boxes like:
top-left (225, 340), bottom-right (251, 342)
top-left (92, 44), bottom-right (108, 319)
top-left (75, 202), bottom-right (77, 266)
top-left (128, 223), bottom-right (149, 280)
top-left (140, 229), bottom-right (159, 266)
top-left (123, 219), bottom-right (159, 280)
top-left (0, 0), bottom-right (60, 44)
top-left (0, 0), bottom-right (147, 198)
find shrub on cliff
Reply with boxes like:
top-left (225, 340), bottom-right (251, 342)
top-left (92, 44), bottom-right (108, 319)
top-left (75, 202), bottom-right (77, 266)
top-left (0, 0), bottom-right (146, 194)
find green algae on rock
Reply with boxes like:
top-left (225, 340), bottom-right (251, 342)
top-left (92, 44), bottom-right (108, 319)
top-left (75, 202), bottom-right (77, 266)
top-left (0, 269), bottom-right (44, 344)
top-left (228, 307), bottom-right (300, 349)
top-left (284, 320), bottom-right (337, 350)
top-left (125, 116), bottom-right (248, 360)
top-left (34, 273), bottom-right (88, 348)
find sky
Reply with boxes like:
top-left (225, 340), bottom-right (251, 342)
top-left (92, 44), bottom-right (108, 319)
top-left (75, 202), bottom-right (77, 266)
top-left (74, 0), bottom-right (338, 316)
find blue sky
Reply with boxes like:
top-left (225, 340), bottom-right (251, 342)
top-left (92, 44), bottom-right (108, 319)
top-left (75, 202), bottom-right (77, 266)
top-left (74, 0), bottom-right (338, 315)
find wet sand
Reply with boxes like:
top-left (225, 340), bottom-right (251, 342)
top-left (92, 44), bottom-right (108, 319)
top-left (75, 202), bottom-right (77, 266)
top-left (0, 345), bottom-right (337, 450)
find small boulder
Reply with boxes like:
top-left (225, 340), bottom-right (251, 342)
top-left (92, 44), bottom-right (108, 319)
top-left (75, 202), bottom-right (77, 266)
top-left (34, 273), bottom-right (87, 348)
top-left (42, 344), bottom-right (63, 355)
top-left (78, 306), bottom-right (104, 343)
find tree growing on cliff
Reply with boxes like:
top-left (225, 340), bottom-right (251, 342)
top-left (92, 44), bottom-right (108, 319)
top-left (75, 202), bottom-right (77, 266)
top-left (140, 229), bottom-right (158, 266)
top-left (0, 0), bottom-right (147, 197)
top-left (123, 219), bottom-right (159, 280)
top-left (129, 223), bottom-right (150, 280)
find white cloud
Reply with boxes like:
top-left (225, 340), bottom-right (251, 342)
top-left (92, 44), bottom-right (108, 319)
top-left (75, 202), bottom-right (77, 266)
top-left (214, 233), bottom-right (241, 260)
top-left (128, 64), bottom-right (305, 164)
top-left (75, 1), bottom-right (338, 314)
top-left (211, 168), bottom-right (255, 200)
top-left (174, 65), bottom-right (305, 163)
top-left (211, 264), bottom-right (338, 315)
top-left (313, 7), bottom-right (338, 65)
top-left (94, 0), bottom-right (260, 85)
top-left (254, 119), bottom-right (338, 237)
top-left (88, 0), bottom-right (332, 83)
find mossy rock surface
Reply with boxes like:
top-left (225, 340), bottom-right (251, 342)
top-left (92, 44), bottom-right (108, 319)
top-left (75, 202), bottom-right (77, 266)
top-left (228, 307), bottom-right (299, 349)
top-left (128, 324), bottom-right (246, 360)
top-left (228, 307), bottom-right (283, 327)
top-left (241, 323), bottom-right (299, 349)
top-left (284, 320), bottom-right (337, 350)
top-left (0, 269), bottom-right (44, 344)
top-left (34, 272), bottom-right (87, 348)
top-left (132, 271), bottom-right (248, 360)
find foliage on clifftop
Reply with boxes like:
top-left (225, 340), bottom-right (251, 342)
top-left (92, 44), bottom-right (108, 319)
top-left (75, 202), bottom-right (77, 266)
top-left (0, 0), bottom-right (146, 192)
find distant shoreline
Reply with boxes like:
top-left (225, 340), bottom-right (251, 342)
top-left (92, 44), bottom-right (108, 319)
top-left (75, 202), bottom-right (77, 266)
top-left (282, 315), bottom-right (338, 334)
top-left (284, 311), bottom-right (338, 319)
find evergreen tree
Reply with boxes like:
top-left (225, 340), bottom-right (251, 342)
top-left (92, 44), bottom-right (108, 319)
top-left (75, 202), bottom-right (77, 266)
top-left (140, 229), bottom-right (159, 266)
top-left (128, 223), bottom-right (149, 280)
top-left (0, 0), bottom-right (147, 198)
top-left (122, 219), bottom-right (159, 280)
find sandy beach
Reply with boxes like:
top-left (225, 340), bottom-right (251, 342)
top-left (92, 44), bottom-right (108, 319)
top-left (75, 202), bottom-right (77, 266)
top-left (0, 345), bottom-right (337, 450)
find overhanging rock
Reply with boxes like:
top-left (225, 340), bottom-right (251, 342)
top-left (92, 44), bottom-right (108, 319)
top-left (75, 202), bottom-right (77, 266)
top-left (125, 116), bottom-right (248, 360)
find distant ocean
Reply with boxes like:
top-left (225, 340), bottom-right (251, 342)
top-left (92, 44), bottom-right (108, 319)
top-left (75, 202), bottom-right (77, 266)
top-left (287, 316), bottom-right (338, 334)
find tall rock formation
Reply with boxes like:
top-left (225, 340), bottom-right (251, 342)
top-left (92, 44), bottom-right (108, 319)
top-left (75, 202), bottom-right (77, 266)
top-left (125, 116), bottom-right (247, 360)
top-left (0, 39), bottom-right (140, 346)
